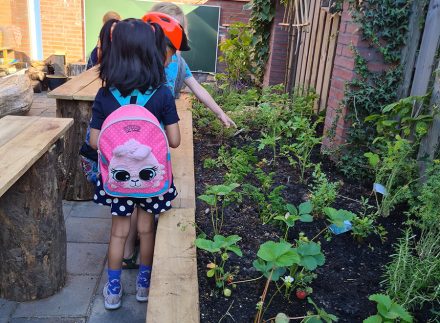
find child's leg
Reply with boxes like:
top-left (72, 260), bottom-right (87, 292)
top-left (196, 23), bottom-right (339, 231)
top-left (122, 207), bottom-right (139, 268)
top-left (135, 208), bottom-right (155, 302)
top-left (103, 215), bottom-right (131, 310)
top-left (108, 216), bottom-right (131, 269)
top-left (137, 208), bottom-right (155, 266)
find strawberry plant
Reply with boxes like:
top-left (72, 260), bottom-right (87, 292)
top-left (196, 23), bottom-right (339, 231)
top-left (274, 201), bottom-right (314, 240)
top-left (195, 234), bottom-right (242, 295)
top-left (364, 294), bottom-right (413, 323)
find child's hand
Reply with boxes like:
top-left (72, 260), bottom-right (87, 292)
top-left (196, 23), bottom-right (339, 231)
top-left (218, 112), bottom-right (237, 128)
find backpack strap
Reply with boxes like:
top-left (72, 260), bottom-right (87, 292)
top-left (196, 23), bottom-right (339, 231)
top-left (174, 53), bottom-right (186, 99)
top-left (110, 88), bottom-right (158, 107)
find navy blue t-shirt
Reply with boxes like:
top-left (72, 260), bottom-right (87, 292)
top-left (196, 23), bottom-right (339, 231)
top-left (90, 84), bottom-right (179, 130)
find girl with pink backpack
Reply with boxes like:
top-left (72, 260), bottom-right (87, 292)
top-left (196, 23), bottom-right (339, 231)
top-left (87, 18), bottom-right (182, 310)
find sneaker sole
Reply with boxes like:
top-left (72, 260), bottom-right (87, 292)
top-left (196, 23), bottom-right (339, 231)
top-left (103, 285), bottom-right (122, 310)
top-left (136, 294), bottom-right (148, 302)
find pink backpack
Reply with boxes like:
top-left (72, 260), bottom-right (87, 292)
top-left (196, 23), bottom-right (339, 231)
top-left (97, 88), bottom-right (172, 198)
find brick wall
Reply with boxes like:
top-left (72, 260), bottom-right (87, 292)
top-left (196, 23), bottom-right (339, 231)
top-left (322, 2), bottom-right (388, 147)
top-left (40, 0), bottom-right (84, 63)
top-left (263, 0), bottom-right (289, 86)
top-left (0, 0), bottom-right (30, 55)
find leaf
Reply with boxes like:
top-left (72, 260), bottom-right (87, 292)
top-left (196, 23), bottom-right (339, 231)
top-left (300, 256), bottom-right (318, 270)
top-left (303, 317), bottom-right (323, 323)
top-left (298, 242), bottom-right (321, 255)
top-left (252, 259), bottom-right (286, 281)
top-left (195, 238), bottom-right (219, 253)
top-left (286, 204), bottom-right (298, 216)
top-left (198, 195), bottom-right (216, 206)
top-left (227, 245), bottom-right (243, 257)
top-left (364, 152), bottom-right (380, 168)
top-left (299, 201), bottom-right (313, 214)
top-left (363, 315), bottom-right (382, 323)
top-left (224, 234), bottom-right (242, 246)
top-left (388, 303), bottom-right (412, 322)
top-left (300, 214), bottom-right (314, 222)
top-left (369, 294), bottom-right (392, 310)
top-left (257, 241), bottom-right (300, 266)
top-left (206, 269), bottom-right (215, 277)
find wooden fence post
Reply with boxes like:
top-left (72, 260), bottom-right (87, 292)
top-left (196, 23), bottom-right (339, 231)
top-left (418, 60), bottom-right (440, 178)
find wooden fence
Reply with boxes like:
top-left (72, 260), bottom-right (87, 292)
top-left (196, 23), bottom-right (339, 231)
top-left (284, 0), bottom-right (341, 113)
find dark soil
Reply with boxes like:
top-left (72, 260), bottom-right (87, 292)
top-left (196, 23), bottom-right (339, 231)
top-left (193, 131), bottom-right (427, 323)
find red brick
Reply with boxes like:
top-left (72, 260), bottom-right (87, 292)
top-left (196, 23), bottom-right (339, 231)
top-left (332, 67), bottom-right (355, 81)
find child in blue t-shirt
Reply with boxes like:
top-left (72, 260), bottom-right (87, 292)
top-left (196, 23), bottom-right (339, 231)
top-left (87, 18), bottom-right (181, 310)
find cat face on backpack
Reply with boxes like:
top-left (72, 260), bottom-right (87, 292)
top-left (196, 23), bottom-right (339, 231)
top-left (108, 139), bottom-right (165, 189)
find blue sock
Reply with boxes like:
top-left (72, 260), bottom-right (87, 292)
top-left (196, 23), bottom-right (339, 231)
top-left (107, 268), bottom-right (121, 294)
top-left (137, 264), bottom-right (152, 288)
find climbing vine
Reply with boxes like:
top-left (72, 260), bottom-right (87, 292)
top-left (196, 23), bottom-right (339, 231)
top-left (334, 0), bottom-right (414, 179)
top-left (249, 0), bottom-right (276, 83)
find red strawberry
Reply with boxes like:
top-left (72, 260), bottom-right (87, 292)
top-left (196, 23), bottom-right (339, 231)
top-left (296, 289), bottom-right (307, 300)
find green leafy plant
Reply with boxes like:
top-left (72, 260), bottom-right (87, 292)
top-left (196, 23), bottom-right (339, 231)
top-left (308, 165), bottom-right (339, 216)
top-left (272, 297), bottom-right (338, 323)
top-left (365, 95), bottom-right (432, 141)
top-left (198, 183), bottom-right (240, 234)
top-left (364, 294), bottom-right (413, 323)
top-left (383, 228), bottom-right (440, 314)
top-left (218, 22), bottom-right (254, 88)
top-left (274, 201), bottom-right (314, 240)
top-left (281, 116), bottom-right (323, 183)
top-left (324, 207), bottom-right (356, 229)
top-left (365, 136), bottom-right (417, 216)
top-left (195, 234), bottom-right (242, 295)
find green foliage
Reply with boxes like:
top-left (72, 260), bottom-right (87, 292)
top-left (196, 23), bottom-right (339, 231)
top-left (281, 115), bottom-right (323, 183)
top-left (409, 163), bottom-right (440, 229)
top-left (365, 136), bottom-right (416, 216)
top-left (198, 183), bottom-right (240, 235)
top-left (274, 201), bottom-right (314, 240)
top-left (309, 165), bottom-right (339, 216)
top-left (249, 0), bottom-right (276, 82)
top-left (324, 207), bottom-right (356, 229)
top-left (364, 294), bottom-right (413, 323)
top-left (365, 95), bottom-right (432, 141)
top-left (383, 227), bottom-right (440, 315)
top-left (208, 146), bottom-right (257, 184)
top-left (243, 168), bottom-right (287, 223)
top-left (253, 240), bottom-right (301, 281)
top-left (218, 22), bottom-right (254, 88)
top-left (297, 240), bottom-right (325, 271)
top-left (338, 0), bottom-right (413, 179)
top-left (195, 234), bottom-right (242, 292)
top-left (304, 298), bottom-right (339, 323)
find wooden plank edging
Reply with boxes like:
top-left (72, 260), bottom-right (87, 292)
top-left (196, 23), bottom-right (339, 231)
top-left (147, 94), bottom-right (199, 322)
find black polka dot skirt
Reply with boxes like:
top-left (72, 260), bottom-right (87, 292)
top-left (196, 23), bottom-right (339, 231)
top-left (93, 176), bottom-right (178, 216)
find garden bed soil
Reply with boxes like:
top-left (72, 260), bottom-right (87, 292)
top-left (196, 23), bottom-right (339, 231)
top-left (193, 133), bottom-right (427, 323)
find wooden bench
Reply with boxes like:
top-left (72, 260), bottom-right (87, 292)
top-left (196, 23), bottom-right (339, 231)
top-left (0, 115), bottom-right (73, 301)
top-left (147, 95), bottom-right (199, 323)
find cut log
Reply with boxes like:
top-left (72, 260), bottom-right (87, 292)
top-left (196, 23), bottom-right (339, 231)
top-left (0, 140), bottom-right (67, 301)
top-left (56, 99), bottom-right (95, 200)
top-left (0, 73), bottom-right (33, 117)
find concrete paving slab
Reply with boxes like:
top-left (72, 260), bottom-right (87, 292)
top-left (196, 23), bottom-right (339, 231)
top-left (88, 293), bottom-right (147, 323)
top-left (63, 200), bottom-right (75, 220)
top-left (97, 267), bottom-right (138, 296)
top-left (67, 242), bottom-right (108, 275)
top-left (10, 317), bottom-right (85, 323)
top-left (13, 275), bottom-right (98, 318)
top-left (0, 299), bottom-right (17, 323)
top-left (66, 217), bottom-right (111, 243)
top-left (69, 201), bottom-right (110, 219)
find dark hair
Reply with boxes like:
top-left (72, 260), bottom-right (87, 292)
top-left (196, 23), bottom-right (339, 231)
top-left (100, 18), bottom-right (165, 97)
top-left (151, 22), bottom-right (168, 63)
top-left (98, 18), bottom-right (118, 67)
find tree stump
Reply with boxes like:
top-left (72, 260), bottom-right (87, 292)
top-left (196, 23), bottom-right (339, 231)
top-left (0, 73), bottom-right (33, 117)
top-left (0, 140), bottom-right (66, 301)
top-left (56, 99), bottom-right (95, 200)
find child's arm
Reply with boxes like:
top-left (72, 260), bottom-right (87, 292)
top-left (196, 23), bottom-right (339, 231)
top-left (184, 76), bottom-right (236, 128)
top-left (89, 128), bottom-right (100, 150)
top-left (165, 123), bottom-right (180, 148)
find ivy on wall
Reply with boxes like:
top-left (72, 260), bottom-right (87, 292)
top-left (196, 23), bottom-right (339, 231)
top-left (249, 0), bottom-right (276, 83)
top-left (334, 0), bottom-right (414, 178)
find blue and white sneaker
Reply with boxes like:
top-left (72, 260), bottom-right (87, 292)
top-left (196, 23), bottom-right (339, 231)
top-left (136, 274), bottom-right (149, 302)
top-left (103, 281), bottom-right (122, 310)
